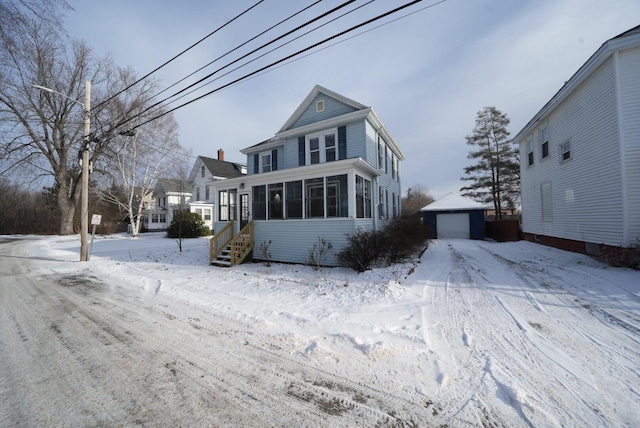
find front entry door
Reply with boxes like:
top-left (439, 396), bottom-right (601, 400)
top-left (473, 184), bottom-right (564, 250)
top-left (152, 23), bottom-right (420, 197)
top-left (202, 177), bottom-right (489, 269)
top-left (240, 193), bottom-right (250, 229)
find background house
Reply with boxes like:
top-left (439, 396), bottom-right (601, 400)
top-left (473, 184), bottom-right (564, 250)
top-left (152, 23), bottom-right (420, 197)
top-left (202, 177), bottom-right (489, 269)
top-left (211, 85), bottom-right (404, 266)
top-left (513, 25), bottom-right (640, 254)
top-left (188, 150), bottom-right (246, 231)
top-left (143, 179), bottom-right (192, 231)
top-left (421, 192), bottom-right (486, 240)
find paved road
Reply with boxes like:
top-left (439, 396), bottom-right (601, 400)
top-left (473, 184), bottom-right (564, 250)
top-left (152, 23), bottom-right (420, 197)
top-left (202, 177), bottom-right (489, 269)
top-left (0, 239), bottom-right (437, 427)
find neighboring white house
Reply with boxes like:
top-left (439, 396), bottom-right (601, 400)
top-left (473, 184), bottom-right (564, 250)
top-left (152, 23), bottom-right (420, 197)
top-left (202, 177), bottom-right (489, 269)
top-left (187, 150), bottom-right (246, 231)
top-left (143, 179), bottom-right (192, 231)
top-left (210, 85), bottom-right (404, 266)
top-left (513, 25), bottom-right (640, 254)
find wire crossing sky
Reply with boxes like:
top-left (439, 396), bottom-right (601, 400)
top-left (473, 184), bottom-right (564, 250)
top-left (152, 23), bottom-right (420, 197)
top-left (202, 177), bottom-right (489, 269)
top-left (66, 0), bottom-right (640, 197)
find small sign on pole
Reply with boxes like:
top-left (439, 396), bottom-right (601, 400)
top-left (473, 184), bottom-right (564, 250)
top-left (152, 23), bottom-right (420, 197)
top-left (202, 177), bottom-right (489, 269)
top-left (88, 214), bottom-right (102, 260)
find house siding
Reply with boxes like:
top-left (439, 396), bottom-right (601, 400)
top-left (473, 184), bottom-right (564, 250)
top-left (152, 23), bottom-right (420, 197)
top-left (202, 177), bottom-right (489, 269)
top-left (253, 219), bottom-right (355, 265)
top-left (291, 94), bottom-right (358, 129)
top-left (618, 46), bottom-right (640, 243)
top-left (521, 56), bottom-right (624, 246)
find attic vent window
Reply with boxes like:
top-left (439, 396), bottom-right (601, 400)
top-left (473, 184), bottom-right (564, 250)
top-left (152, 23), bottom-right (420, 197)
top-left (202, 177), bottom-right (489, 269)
top-left (316, 99), bottom-right (325, 112)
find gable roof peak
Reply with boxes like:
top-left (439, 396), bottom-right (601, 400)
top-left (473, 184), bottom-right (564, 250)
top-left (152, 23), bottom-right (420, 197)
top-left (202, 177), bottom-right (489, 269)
top-left (278, 85), bottom-right (368, 133)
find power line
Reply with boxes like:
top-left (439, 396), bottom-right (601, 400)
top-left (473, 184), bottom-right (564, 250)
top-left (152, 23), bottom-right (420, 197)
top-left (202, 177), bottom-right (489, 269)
top-left (151, 0), bottom-right (375, 112)
top-left (109, 0), bottom-right (359, 134)
top-left (125, 0), bottom-right (428, 134)
top-left (92, 0), bottom-right (265, 111)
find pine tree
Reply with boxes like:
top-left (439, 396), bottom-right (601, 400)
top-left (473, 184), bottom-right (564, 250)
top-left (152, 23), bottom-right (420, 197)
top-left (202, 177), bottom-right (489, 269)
top-left (461, 106), bottom-right (520, 219)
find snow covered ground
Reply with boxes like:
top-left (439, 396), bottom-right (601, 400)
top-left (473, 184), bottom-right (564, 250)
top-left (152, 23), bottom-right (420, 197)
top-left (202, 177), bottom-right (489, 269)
top-left (1, 233), bottom-right (639, 426)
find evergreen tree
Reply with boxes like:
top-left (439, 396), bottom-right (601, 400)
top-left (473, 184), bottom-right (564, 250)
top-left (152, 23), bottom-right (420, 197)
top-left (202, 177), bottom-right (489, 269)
top-left (461, 106), bottom-right (520, 219)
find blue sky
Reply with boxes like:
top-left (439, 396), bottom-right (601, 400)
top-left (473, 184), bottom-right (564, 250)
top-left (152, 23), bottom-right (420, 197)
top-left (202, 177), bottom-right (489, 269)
top-left (65, 0), bottom-right (640, 198)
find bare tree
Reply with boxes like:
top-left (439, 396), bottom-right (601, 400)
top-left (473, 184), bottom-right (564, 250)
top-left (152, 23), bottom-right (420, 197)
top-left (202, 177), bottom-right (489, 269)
top-left (402, 184), bottom-right (434, 216)
top-left (99, 110), bottom-right (185, 237)
top-left (0, 6), bottom-right (168, 235)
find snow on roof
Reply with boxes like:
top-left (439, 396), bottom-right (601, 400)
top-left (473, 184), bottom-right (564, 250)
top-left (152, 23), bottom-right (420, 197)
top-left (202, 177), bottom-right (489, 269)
top-left (420, 192), bottom-right (486, 211)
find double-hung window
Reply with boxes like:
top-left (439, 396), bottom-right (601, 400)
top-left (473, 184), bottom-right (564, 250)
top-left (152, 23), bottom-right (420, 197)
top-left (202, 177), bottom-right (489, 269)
top-left (356, 176), bottom-right (372, 218)
top-left (526, 136), bottom-right (534, 166)
top-left (378, 137), bottom-right (385, 169)
top-left (539, 126), bottom-right (549, 159)
top-left (307, 129), bottom-right (337, 165)
top-left (561, 141), bottom-right (571, 161)
top-left (261, 152), bottom-right (272, 173)
top-left (218, 191), bottom-right (228, 221)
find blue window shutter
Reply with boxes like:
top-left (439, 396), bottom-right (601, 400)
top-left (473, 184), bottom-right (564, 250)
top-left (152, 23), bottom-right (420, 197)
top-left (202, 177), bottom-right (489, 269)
top-left (253, 154), bottom-right (259, 174)
top-left (298, 137), bottom-right (305, 166)
top-left (272, 149), bottom-right (278, 171)
top-left (338, 126), bottom-right (346, 160)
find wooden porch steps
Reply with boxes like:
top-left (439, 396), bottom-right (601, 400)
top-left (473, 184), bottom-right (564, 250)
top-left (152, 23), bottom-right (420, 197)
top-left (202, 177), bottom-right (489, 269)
top-left (210, 244), bottom-right (232, 267)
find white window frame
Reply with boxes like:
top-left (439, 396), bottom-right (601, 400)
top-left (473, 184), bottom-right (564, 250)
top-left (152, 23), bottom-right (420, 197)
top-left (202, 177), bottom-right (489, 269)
top-left (539, 125), bottom-right (549, 160)
top-left (526, 136), bottom-right (534, 166)
top-left (378, 136), bottom-right (385, 169)
top-left (316, 99), bottom-right (325, 112)
top-left (561, 141), bottom-right (571, 162)
top-left (260, 151), bottom-right (272, 173)
top-left (306, 128), bottom-right (337, 165)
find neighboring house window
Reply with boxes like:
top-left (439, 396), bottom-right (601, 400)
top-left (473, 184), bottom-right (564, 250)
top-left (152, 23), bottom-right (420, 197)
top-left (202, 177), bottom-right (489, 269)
top-left (261, 152), bottom-right (272, 173)
top-left (228, 189), bottom-right (237, 221)
top-left (378, 136), bottom-right (385, 169)
top-left (326, 174), bottom-right (348, 218)
top-left (152, 214), bottom-right (159, 223)
top-left (392, 192), bottom-right (397, 218)
top-left (539, 126), bottom-right (549, 159)
top-left (391, 153), bottom-right (397, 180)
top-left (269, 183), bottom-right (283, 220)
top-left (541, 181), bottom-right (552, 222)
top-left (219, 191), bottom-right (228, 221)
top-left (561, 141), bottom-right (571, 161)
top-left (201, 165), bottom-right (205, 177)
top-left (160, 213), bottom-right (166, 223)
top-left (203, 208), bottom-right (211, 221)
top-left (196, 187), bottom-right (200, 201)
top-left (378, 186), bottom-right (386, 219)
top-left (316, 99), bottom-right (324, 112)
top-left (286, 180), bottom-right (303, 219)
top-left (195, 208), bottom-right (203, 218)
top-left (305, 178), bottom-right (324, 218)
top-left (306, 129), bottom-right (336, 165)
top-left (356, 175), bottom-right (372, 218)
top-left (526, 136), bottom-right (534, 166)
top-left (252, 185), bottom-right (267, 220)
top-left (205, 185), bottom-right (210, 200)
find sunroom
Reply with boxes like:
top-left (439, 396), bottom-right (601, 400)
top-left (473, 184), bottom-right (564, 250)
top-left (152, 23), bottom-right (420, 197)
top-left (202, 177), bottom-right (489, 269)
top-left (211, 157), bottom-right (382, 266)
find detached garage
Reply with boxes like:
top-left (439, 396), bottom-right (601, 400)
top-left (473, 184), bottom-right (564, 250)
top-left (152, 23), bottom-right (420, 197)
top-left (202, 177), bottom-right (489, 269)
top-left (421, 193), bottom-right (486, 240)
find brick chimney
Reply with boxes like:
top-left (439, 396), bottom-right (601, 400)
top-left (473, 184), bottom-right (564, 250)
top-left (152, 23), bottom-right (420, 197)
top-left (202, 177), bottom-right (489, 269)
top-left (217, 149), bottom-right (224, 161)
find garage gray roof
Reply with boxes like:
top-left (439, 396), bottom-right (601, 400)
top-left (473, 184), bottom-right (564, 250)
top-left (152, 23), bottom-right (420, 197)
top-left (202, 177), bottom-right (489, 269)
top-left (421, 192), bottom-right (486, 211)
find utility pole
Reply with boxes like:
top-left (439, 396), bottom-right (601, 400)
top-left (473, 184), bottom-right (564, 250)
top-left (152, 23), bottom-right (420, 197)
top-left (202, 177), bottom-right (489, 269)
top-left (80, 80), bottom-right (91, 261)
top-left (32, 81), bottom-right (92, 261)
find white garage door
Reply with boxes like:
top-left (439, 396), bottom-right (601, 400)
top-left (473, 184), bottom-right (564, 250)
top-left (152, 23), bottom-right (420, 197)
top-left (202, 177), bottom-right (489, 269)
top-left (437, 213), bottom-right (470, 239)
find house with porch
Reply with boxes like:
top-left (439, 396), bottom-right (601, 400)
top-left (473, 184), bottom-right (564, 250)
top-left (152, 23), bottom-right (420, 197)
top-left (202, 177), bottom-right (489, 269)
top-left (187, 150), bottom-right (246, 231)
top-left (210, 85), bottom-right (404, 266)
top-left (513, 25), bottom-right (640, 254)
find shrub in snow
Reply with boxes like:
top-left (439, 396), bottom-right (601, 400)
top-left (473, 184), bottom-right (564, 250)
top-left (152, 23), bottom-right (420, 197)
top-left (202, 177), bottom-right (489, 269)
top-left (338, 228), bottom-right (384, 272)
top-left (308, 238), bottom-right (333, 270)
top-left (338, 216), bottom-right (430, 272)
top-left (166, 212), bottom-right (211, 238)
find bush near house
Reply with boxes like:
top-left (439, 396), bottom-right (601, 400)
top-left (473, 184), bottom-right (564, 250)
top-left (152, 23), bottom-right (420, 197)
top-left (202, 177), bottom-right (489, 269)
top-left (338, 216), bottom-right (430, 272)
top-left (166, 212), bottom-right (211, 238)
